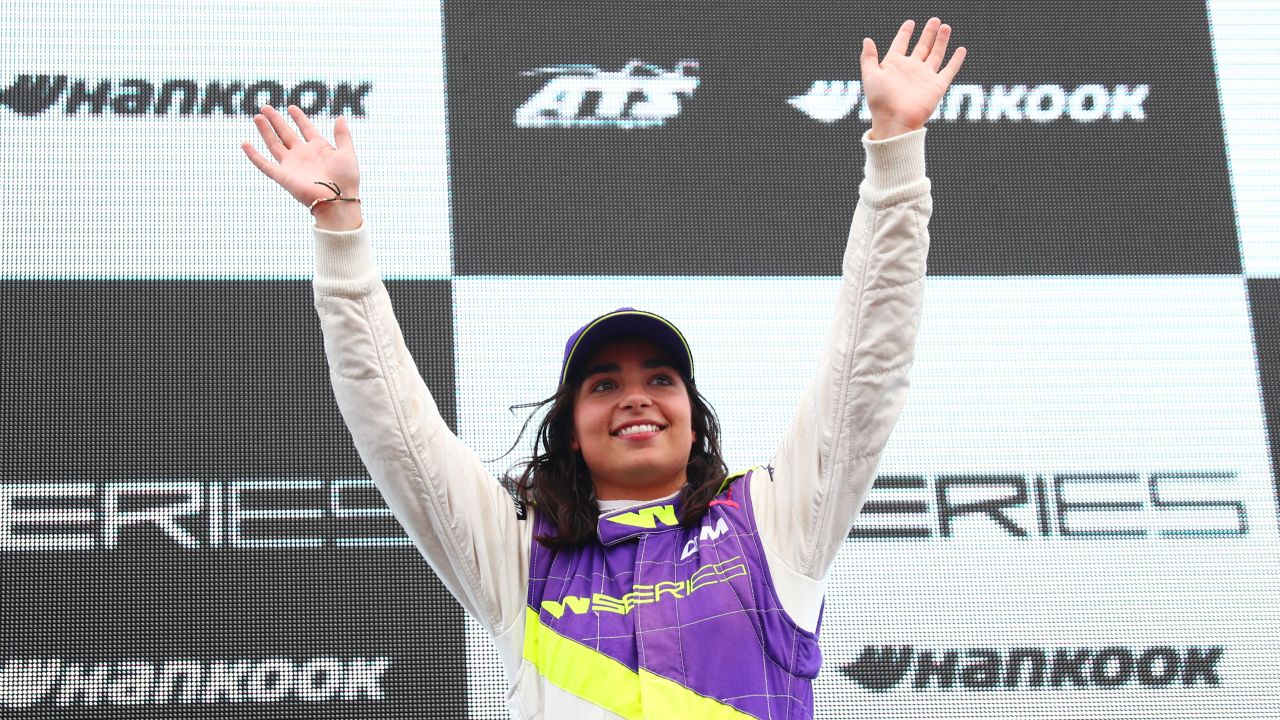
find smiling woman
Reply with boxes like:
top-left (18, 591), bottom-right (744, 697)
top-left (512, 313), bottom-right (730, 545)
top-left (570, 337), bottom-right (697, 500)
top-left (244, 16), bottom-right (964, 720)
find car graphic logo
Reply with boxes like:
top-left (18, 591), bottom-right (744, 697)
top-left (515, 60), bottom-right (700, 129)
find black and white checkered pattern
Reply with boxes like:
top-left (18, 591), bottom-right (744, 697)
top-left (2, 0), bottom-right (1278, 717)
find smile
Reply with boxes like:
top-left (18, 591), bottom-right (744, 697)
top-left (613, 423), bottom-right (665, 438)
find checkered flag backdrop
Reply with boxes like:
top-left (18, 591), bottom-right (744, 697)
top-left (2, 1), bottom-right (1277, 718)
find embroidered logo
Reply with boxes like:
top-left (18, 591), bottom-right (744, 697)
top-left (604, 504), bottom-right (679, 529)
top-left (541, 556), bottom-right (747, 618)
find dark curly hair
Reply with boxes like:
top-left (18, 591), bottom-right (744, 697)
top-left (509, 369), bottom-right (729, 547)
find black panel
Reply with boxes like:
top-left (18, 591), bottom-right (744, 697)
top-left (0, 280), bottom-right (456, 480)
top-left (446, 0), bottom-right (1237, 276)
top-left (1246, 278), bottom-right (1280, 532)
top-left (0, 279), bottom-right (468, 718)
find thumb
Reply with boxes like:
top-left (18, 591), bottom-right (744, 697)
top-left (859, 37), bottom-right (879, 80)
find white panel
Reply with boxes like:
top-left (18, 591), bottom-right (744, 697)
top-left (888, 276), bottom-right (1268, 480)
top-left (453, 275), bottom-right (849, 716)
top-left (0, 0), bottom-right (450, 279)
top-left (1209, 0), bottom-right (1280, 277)
top-left (452, 275), bottom-right (840, 476)
top-left (820, 274), bottom-right (1277, 718)
top-left (454, 274), bottom-right (1276, 717)
top-left (454, 275), bottom-right (1270, 501)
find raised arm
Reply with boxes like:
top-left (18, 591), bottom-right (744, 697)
top-left (243, 107), bottom-right (529, 634)
top-left (756, 19), bottom-right (966, 581)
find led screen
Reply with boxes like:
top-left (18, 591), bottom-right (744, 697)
top-left (2, 0), bottom-right (1278, 718)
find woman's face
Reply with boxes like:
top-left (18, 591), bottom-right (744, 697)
top-left (570, 337), bottom-right (696, 501)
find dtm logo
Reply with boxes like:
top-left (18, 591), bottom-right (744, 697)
top-left (514, 60), bottom-right (699, 129)
top-left (788, 81), bottom-right (1149, 124)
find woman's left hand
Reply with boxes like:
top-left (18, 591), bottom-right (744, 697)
top-left (861, 17), bottom-right (967, 139)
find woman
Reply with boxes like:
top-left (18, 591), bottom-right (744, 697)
top-left (244, 18), bottom-right (964, 719)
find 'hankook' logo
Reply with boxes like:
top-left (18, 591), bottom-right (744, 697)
top-left (788, 81), bottom-right (1149, 124)
top-left (514, 60), bottom-right (699, 129)
top-left (842, 645), bottom-right (1221, 692)
top-left (0, 75), bottom-right (371, 117)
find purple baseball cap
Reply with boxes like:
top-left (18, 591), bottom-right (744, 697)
top-left (560, 308), bottom-right (694, 386)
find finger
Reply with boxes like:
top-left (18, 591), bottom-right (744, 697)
top-left (261, 104), bottom-right (302, 149)
top-left (939, 46), bottom-right (968, 85)
top-left (859, 37), bottom-right (879, 79)
top-left (911, 17), bottom-right (941, 61)
top-left (252, 113), bottom-right (287, 162)
top-left (333, 115), bottom-right (354, 152)
top-left (241, 142), bottom-right (281, 183)
top-left (927, 24), bottom-right (952, 71)
top-left (288, 105), bottom-right (326, 144)
top-left (887, 19), bottom-right (915, 57)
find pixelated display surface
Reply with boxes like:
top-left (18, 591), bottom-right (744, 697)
top-left (2, 0), bottom-right (1278, 718)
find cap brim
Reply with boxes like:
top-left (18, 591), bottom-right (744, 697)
top-left (561, 310), bottom-right (694, 386)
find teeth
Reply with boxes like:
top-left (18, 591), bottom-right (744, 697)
top-left (616, 424), bottom-right (661, 437)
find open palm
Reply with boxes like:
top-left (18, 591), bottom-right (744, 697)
top-left (861, 18), bottom-right (967, 139)
top-left (241, 105), bottom-right (360, 208)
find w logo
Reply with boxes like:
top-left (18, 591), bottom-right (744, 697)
top-left (842, 646), bottom-right (914, 691)
top-left (0, 75), bottom-right (68, 116)
top-left (605, 504), bottom-right (678, 529)
top-left (786, 80), bottom-right (862, 123)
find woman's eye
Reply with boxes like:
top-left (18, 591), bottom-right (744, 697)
top-left (590, 379), bottom-right (617, 392)
top-left (650, 374), bottom-right (674, 386)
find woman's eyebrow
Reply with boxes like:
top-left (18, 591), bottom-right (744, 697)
top-left (582, 362), bottom-right (621, 378)
top-left (582, 358), bottom-right (673, 378)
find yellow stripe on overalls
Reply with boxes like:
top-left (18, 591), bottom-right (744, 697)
top-left (522, 607), bottom-right (755, 719)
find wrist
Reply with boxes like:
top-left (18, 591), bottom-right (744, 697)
top-left (311, 200), bottom-right (363, 231)
top-left (868, 117), bottom-right (923, 141)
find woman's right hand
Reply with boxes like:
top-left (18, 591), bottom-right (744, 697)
top-left (242, 105), bottom-right (363, 231)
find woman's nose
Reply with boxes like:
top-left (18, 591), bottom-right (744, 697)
top-left (620, 388), bottom-right (652, 409)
